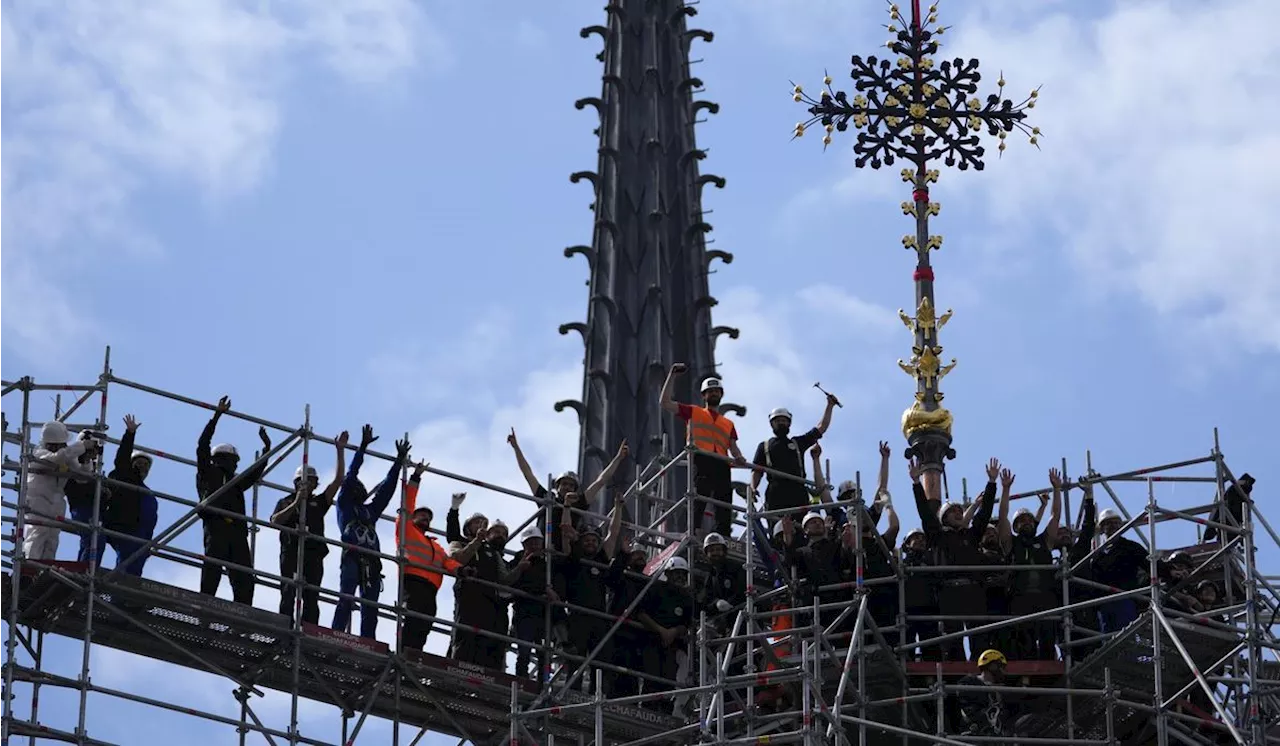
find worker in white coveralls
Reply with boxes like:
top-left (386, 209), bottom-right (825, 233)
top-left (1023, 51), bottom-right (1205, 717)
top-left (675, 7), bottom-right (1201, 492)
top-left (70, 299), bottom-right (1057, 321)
top-left (23, 421), bottom-right (99, 561)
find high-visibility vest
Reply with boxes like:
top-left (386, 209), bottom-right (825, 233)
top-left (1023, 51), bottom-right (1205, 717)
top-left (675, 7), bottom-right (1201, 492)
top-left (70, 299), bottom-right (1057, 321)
top-left (398, 481), bottom-right (460, 589)
top-left (687, 406), bottom-right (734, 457)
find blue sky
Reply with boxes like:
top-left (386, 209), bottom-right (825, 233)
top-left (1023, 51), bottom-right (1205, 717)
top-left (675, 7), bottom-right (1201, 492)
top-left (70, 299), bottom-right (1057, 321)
top-left (3, 0), bottom-right (1278, 743)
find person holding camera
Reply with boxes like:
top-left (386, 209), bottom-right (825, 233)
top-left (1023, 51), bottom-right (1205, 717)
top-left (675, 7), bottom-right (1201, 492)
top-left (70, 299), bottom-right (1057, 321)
top-left (24, 420), bottom-right (98, 561)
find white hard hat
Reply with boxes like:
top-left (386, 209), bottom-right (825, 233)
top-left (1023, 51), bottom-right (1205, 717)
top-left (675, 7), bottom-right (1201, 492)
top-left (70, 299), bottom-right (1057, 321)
top-left (938, 502), bottom-right (963, 522)
top-left (555, 470), bottom-right (579, 486)
top-left (665, 556), bottom-right (690, 573)
top-left (768, 407), bottom-right (793, 422)
top-left (1097, 509), bottom-right (1120, 524)
top-left (521, 528), bottom-right (542, 543)
top-left (491, 519), bottom-right (509, 533)
top-left (700, 377), bottom-right (723, 393)
top-left (802, 512), bottom-right (825, 529)
top-left (294, 464), bottom-right (318, 481)
top-left (211, 443), bottom-right (239, 458)
top-left (704, 532), bottom-right (728, 549)
top-left (1012, 508), bottom-right (1035, 526)
top-left (40, 421), bottom-right (69, 445)
top-left (904, 528), bottom-right (926, 543)
top-left (131, 452), bottom-right (154, 465)
top-left (772, 520), bottom-right (787, 537)
top-left (837, 480), bottom-right (859, 498)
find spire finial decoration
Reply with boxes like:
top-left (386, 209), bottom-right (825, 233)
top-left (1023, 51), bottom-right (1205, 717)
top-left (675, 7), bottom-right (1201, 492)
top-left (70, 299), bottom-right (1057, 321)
top-left (792, 0), bottom-right (1039, 473)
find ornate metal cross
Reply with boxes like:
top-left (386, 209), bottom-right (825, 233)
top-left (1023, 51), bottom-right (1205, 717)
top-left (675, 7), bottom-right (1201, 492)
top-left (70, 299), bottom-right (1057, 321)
top-left (793, 0), bottom-right (1039, 475)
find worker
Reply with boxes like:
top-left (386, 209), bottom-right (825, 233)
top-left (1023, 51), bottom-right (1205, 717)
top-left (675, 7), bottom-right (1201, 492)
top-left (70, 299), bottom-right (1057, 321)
top-left (559, 493), bottom-right (623, 692)
top-left (1092, 508), bottom-right (1149, 633)
top-left (781, 511), bottom-right (856, 631)
top-left (749, 392), bottom-right (838, 520)
top-left (638, 556), bottom-right (697, 707)
top-left (397, 461), bottom-right (460, 652)
top-left (23, 421), bottom-right (96, 561)
top-left (196, 396), bottom-right (271, 604)
top-left (85, 414), bottom-right (157, 577)
top-left (1204, 473), bottom-right (1255, 542)
top-left (915, 456), bottom-right (997, 662)
top-left (450, 519), bottom-right (511, 670)
top-left (509, 429), bottom-right (628, 546)
top-left (332, 426), bottom-right (409, 639)
top-left (997, 467), bottom-right (1062, 660)
top-left (271, 430), bottom-right (347, 624)
top-left (954, 649), bottom-right (1013, 736)
top-left (900, 528), bottom-right (940, 660)
top-left (65, 441), bottom-right (109, 564)
top-left (508, 528), bottom-right (560, 680)
top-left (659, 363), bottom-right (747, 537)
top-left (974, 519), bottom-right (1010, 658)
top-left (696, 532), bottom-right (747, 620)
top-left (605, 542), bottom-right (652, 697)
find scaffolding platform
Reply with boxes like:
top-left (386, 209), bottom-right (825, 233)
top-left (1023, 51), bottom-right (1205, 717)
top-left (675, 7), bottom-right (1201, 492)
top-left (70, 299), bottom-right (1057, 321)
top-left (4, 565), bottom-right (686, 745)
top-left (1019, 610), bottom-right (1242, 742)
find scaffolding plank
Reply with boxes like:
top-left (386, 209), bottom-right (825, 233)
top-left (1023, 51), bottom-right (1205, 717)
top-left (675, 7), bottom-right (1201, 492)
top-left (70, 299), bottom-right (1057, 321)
top-left (10, 567), bottom-right (686, 744)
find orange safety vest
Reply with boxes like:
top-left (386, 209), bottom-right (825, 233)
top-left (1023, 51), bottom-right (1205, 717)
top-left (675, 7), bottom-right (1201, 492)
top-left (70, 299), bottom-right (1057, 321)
top-left (397, 481), bottom-right (460, 589)
top-left (687, 406), bottom-right (735, 457)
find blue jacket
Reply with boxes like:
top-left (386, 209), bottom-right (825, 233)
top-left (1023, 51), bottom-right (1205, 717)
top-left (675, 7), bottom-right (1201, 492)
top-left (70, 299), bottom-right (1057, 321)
top-left (335, 446), bottom-right (403, 552)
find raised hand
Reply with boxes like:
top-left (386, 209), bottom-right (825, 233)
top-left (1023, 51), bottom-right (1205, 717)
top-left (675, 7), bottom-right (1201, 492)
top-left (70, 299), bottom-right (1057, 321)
top-left (360, 424), bottom-right (377, 448)
top-left (616, 440), bottom-right (629, 460)
top-left (1048, 467), bottom-right (1063, 489)
top-left (1038, 492), bottom-right (1050, 507)
top-left (1000, 468), bottom-right (1015, 491)
top-left (879, 440), bottom-right (891, 459)
top-left (670, 363), bottom-right (688, 375)
top-left (986, 458), bottom-right (1000, 481)
top-left (811, 442), bottom-right (823, 459)
top-left (506, 428), bottom-right (518, 447)
top-left (215, 396), bottom-right (232, 414)
top-left (412, 460), bottom-right (429, 478)
top-left (395, 437), bottom-right (411, 459)
top-left (451, 492), bottom-right (466, 509)
top-left (123, 414), bottom-right (140, 432)
top-left (335, 430), bottom-right (350, 449)
top-left (258, 426), bottom-right (271, 450)
top-left (907, 457), bottom-right (924, 484)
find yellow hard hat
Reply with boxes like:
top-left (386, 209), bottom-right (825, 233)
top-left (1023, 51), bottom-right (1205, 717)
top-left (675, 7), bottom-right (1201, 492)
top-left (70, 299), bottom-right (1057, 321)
top-left (977, 649), bottom-right (1007, 668)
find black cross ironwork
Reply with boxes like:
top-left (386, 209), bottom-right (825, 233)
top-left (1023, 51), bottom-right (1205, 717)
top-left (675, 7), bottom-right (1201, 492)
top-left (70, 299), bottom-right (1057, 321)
top-left (792, 0), bottom-right (1039, 474)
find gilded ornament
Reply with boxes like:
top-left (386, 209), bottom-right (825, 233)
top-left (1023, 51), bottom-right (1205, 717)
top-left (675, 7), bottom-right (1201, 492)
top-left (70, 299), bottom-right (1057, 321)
top-left (901, 402), bottom-right (954, 438)
top-left (898, 297), bottom-right (953, 337)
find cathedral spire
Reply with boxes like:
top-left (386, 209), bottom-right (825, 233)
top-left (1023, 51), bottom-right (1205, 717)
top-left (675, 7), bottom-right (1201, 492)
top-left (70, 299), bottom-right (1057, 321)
top-left (556, 0), bottom-right (742, 503)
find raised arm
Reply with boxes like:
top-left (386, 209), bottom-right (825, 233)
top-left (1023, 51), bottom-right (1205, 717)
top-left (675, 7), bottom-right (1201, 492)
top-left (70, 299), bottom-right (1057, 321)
top-left (584, 440), bottom-right (628, 503)
top-left (368, 437), bottom-right (410, 516)
top-left (659, 363), bottom-right (686, 414)
top-left (815, 393), bottom-right (838, 435)
top-left (876, 440), bottom-right (890, 498)
top-left (1078, 484), bottom-right (1097, 546)
top-left (1044, 468), bottom-right (1063, 545)
top-left (996, 468), bottom-right (1015, 552)
top-left (196, 395), bottom-right (230, 471)
top-left (115, 415), bottom-right (140, 473)
top-left (966, 458), bottom-right (999, 545)
top-left (505, 428), bottom-right (542, 495)
top-left (318, 431), bottom-right (349, 506)
top-left (810, 445), bottom-right (832, 503)
top-left (337, 425), bottom-right (375, 510)
top-left (910, 458), bottom-right (942, 538)
top-left (237, 427), bottom-right (274, 486)
top-left (602, 492), bottom-right (625, 560)
top-left (882, 501), bottom-right (900, 547)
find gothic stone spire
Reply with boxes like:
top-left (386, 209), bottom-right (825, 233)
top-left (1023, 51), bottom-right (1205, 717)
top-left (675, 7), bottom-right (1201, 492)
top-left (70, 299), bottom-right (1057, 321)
top-left (557, 0), bottom-right (743, 501)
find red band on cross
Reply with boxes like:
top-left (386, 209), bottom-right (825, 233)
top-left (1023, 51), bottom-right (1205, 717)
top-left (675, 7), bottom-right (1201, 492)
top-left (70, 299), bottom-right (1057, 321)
top-left (914, 268), bottom-right (935, 282)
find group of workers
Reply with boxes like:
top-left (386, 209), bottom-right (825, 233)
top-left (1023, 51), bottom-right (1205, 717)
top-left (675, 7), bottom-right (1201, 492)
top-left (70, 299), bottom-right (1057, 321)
top-left (13, 371), bottom-right (1255, 729)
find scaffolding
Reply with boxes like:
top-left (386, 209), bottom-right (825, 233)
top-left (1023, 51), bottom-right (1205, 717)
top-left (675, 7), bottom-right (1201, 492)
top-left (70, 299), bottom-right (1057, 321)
top-left (2, 349), bottom-right (1277, 745)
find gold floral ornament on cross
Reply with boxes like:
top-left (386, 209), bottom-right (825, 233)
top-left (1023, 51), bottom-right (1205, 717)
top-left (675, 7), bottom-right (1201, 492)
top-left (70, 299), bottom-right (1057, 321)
top-left (789, 0), bottom-right (1040, 470)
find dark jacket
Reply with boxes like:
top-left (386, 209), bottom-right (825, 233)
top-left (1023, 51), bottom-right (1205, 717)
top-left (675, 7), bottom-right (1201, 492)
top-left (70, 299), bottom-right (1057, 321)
top-left (916, 482), bottom-right (995, 580)
top-left (196, 418), bottom-right (268, 532)
top-left (335, 446), bottom-right (402, 552)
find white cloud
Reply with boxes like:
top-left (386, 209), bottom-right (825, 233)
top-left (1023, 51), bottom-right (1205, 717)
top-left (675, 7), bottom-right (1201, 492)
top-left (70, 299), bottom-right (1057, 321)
top-left (757, 0), bottom-right (1280, 354)
top-left (1, 0), bottom-right (443, 360)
